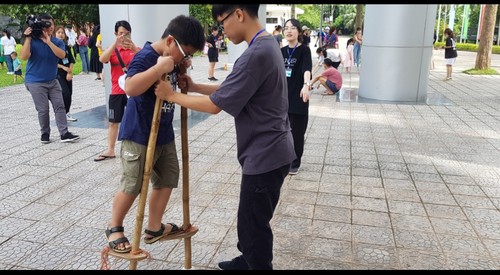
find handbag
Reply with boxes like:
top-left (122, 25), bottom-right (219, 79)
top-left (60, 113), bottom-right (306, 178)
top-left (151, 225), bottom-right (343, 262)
top-left (115, 48), bottom-right (128, 91)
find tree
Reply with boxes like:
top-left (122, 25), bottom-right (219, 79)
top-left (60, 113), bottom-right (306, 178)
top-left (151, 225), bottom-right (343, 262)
top-left (475, 4), bottom-right (498, 70)
top-left (0, 4), bottom-right (99, 31)
top-left (189, 4), bottom-right (214, 35)
top-left (354, 4), bottom-right (364, 30)
top-left (0, 4), bottom-right (99, 43)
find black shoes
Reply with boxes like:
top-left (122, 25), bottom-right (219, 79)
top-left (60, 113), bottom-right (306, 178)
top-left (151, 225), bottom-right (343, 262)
top-left (41, 133), bottom-right (50, 144)
top-left (218, 255), bottom-right (249, 270)
top-left (60, 132), bottom-right (80, 143)
top-left (289, 166), bottom-right (300, 175)
top-left (208, 77), bottom-right (218, 81)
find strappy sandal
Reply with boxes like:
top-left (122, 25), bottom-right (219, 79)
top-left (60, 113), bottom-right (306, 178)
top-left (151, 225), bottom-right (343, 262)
top-left (105, 226), bottom-right (131, 253)
top-left (143, 223), bottom-right (182, 244)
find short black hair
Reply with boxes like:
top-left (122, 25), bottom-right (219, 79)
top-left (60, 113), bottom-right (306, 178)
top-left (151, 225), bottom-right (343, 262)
top-left (115, 20), bottom-right (131, 33)
top-left (38, 13), bottom-right (53, 21)
top-left (323, 58), bottom-right (334, 67)
top-left (211, 4), bottom-right (260, 22)
top-left (161, 15), bottom-right (205, 52)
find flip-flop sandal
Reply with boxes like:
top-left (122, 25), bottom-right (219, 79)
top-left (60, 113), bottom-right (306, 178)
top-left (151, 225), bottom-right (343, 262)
top-left (94, 155), bottom-right (116, 162)
top-left (144, 223), bottom-right (181, 244)
top-left (105, 226), bottom-right (131, 253)
top-left (144, 223), bottom-right (199, 244)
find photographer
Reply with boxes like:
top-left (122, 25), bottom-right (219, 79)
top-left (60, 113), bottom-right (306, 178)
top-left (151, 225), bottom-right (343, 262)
top-left (20, 13), bottom-right (80, 144)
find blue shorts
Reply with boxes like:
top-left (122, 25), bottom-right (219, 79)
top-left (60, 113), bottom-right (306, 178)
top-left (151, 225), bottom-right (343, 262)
top-left (326, 80), bottom-right (339, 93)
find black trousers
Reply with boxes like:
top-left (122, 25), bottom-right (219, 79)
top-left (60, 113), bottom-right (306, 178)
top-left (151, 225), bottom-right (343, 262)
top-left (288, 113), bottom-right (309, 169)
top-left (57, 74), bottom-right (73, 114)
top-left (237, 163), bottom-right (290, 270)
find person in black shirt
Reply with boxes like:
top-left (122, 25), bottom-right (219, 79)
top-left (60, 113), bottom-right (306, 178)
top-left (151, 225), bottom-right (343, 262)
top-left (207, 26), bottom-right (219, 81)
top-left (442, 28), bottom-right (457, 80)
top-left (301, 26), bottom-right (311, 47)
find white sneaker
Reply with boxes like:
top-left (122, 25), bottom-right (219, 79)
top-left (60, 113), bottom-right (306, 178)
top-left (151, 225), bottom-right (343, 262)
top-left (66, 113), bottom-right (78, 121)
top-left (7, 72), bottom-right (14, 75)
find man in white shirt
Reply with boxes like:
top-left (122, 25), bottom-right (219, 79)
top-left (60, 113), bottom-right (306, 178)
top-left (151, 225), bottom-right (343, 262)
top-left (325, 47), bottom-right (342, 69)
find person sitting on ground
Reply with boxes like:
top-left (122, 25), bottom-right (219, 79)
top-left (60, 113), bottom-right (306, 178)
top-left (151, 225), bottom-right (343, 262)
top-left (312, 58), bottom-right (342, 95)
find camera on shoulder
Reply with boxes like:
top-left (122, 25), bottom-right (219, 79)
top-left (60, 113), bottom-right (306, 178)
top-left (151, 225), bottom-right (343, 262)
top-left (25, 14), bottom-right (51, 38)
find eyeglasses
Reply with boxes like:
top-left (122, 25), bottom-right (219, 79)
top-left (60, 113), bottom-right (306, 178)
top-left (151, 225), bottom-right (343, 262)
top-left (218, 9), bottom-right (239, 30)
top-left (173, 37), bottom-right (192, 60)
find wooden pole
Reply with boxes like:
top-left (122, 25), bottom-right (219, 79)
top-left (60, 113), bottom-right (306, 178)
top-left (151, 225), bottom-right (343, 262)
top-left (179, 64), bottom-right (193, 270)
top-left (128, 75), bottom-right (166, 270)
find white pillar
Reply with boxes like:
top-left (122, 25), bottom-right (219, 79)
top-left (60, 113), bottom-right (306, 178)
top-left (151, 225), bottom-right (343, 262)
top-left (98, 4), bottom-right (189, 120)
top-left (358, 4), bottom-right (437, 102)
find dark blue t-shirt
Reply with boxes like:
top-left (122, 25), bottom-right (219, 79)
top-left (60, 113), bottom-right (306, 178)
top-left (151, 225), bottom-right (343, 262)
top-left (209, 35), bottom-right (296, 175)
top-left (118, 42), bottom-right (175, 146)
top-left (25, 37), bottom-right (65, 83)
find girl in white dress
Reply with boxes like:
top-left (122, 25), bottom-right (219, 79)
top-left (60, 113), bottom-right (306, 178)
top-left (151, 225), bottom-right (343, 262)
top-left (344, 38), bottom-right (354, 73)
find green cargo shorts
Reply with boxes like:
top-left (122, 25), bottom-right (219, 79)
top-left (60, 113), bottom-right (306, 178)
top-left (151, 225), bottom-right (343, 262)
top-left (119, 139), bottom-right (179, 195)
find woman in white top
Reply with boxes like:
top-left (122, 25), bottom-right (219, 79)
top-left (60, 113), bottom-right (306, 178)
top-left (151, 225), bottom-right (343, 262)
top-left (1, 29), bottom-right (17, 74)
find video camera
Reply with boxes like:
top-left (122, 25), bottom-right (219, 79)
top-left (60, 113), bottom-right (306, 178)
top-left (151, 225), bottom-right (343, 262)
top-left (25, 14), bottom-right (51, 38)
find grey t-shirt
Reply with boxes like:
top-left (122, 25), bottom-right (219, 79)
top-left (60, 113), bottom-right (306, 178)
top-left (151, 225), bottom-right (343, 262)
top-left (210, 35), bottom-right (296, 175)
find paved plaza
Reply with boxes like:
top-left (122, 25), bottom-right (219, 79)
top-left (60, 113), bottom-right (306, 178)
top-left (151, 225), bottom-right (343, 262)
top-left (0, 39), bottom-right (500, 270)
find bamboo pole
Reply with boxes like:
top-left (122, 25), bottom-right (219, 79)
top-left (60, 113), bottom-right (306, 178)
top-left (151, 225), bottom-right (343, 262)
top-left (128, 74), bottom-right (166, 270)
top-left (179, 64), bottom-right (193, 270)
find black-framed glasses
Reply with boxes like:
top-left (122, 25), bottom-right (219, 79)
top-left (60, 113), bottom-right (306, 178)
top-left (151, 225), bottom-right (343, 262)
top-left (173, 37), bottom-right (192, 60)
top-left (218, 9), bottom-right (239, 29)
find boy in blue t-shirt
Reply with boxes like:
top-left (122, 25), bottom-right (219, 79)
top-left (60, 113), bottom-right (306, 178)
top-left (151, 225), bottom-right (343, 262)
top-left (10, 51), bottom-right (24, 83)
top-left (104, 15), bottom-right (206, 254)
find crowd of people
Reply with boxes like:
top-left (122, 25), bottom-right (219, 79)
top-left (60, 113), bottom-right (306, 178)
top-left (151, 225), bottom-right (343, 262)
top-left (2, 5), bottom-right (461, 270)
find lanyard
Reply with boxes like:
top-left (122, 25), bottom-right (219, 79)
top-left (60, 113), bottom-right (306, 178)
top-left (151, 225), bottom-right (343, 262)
top-left (286, 42), bottom-right (299, 67)
top-left (249, 28), bottom-right (266, 47)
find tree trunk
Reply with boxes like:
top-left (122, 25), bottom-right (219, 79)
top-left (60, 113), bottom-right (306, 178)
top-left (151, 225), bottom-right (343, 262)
top-left (355, 4), bottom-right (364, 31)
top-left (291, 4), bottom-right (295, 19)
top-left (475, 4), bottom-right (498, 70)
top-left (331, 4), bottom-right (336, 24)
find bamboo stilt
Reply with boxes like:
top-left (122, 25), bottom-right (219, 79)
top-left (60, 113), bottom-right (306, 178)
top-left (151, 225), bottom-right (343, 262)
top-left (129, 89), bottom-right (164, 270)
top-left (104, 65), bottom-right (197, 270)
top-left (179, 64), bottom-right (194, 270)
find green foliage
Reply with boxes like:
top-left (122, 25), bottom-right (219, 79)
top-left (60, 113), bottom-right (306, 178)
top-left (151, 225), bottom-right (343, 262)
top-left (463, 68), bottom-right (499, 75)
top-left (0, 43), bottom-right (83, 88)
top-left (297, 4), bottom-right (358, 35)
top-left (435, 42), bottom-right (500, 54)
top-left (190, 4), bottom-right (215, 35)
top-left (296, 5), bottom-right (321, 30)
top-left (0, 4), bottom-right (99, 34)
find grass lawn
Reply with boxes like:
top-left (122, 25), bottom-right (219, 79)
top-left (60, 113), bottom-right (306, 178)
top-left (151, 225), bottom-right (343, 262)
top-left (0, 44), bottom-right (85, 89)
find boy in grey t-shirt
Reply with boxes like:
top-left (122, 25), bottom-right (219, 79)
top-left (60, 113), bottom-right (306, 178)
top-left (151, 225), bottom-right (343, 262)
top-left (154, 4), bottom-right (295, 270)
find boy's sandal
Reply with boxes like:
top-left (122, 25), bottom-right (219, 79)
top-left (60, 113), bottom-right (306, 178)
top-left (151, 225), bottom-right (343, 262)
top-left (143, 223), bottom-right (182, 244)
top-left (105, 226), bottom-right (131, 253)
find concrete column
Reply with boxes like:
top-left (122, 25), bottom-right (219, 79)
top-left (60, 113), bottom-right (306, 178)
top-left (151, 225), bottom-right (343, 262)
top-left (98, 4), bottom-right (189, 120)
top-left (358, 4), bottom-right (437, 102)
